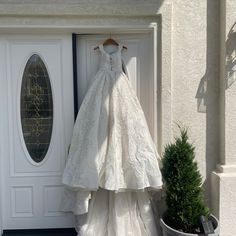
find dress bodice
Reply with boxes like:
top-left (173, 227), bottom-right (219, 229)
top-left (98, 44), bottom-right (123, 72)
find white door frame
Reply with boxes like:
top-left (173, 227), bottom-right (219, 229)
top-left (0, 21), bottom-right (170, 234)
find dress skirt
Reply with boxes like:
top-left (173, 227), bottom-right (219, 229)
top-left (62, 70), bottom-right (162, 192)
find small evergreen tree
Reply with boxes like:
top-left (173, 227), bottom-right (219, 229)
top-left (162, 127), bottom-right (209, 233)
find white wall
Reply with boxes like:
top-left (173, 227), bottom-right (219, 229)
top-left (171, 0), bottom-right (221, 207)
top-left (211, 0), bottom-right (236, 235)
top-left (170, 0), bottom-right (236, 234)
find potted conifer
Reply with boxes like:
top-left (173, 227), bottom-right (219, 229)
top-left (160, 127), bottom-right (219, 236)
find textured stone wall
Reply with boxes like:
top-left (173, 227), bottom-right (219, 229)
top-left (171, 0), bottom-right (220, 207)
top-left (212, 0), bottom-right (236, 235)
top-left (225, 0), bottom-right (236, 165)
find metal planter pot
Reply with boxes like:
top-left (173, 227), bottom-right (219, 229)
top-left (160, 215), bottom-right (219, 236)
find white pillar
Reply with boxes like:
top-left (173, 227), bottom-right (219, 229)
top-left (211, 0), bottom-right (236, 235)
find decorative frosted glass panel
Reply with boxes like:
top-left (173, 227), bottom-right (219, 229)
top-left (20, 54), bottom-right (53, 163)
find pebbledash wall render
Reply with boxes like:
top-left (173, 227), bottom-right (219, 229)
top-left (0, 0), bottom-right (235, 235)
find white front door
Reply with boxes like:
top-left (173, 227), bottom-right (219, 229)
top-left (0, 36), bottom-right (75, 229)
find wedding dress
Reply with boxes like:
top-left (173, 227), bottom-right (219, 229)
top-left (61, 44), bottom-right (163, 236)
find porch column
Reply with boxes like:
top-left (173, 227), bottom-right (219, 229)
top-left (211, 0), bottom-right (236, 235)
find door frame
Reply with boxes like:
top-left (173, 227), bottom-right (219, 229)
top-left (0, 20), bottom-right (171, 234)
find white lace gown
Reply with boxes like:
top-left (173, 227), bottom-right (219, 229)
top-left (61, 44), bottom-right (163, 236)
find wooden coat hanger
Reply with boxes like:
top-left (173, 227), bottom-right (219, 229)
top-left (94, 35), bottom-right (127, 50)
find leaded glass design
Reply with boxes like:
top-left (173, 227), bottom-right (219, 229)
top-left (20, 54), bottom-right (53, 163)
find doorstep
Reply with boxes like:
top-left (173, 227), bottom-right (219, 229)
top-left (2, 228), bottom-right (77, 236)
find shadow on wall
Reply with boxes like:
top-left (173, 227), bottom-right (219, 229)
top-left (196, 74), bottom-right (207, 113)
top-left (225, 22), bottom-right (236, 89)
top-left (195, 0), bottom-right (220, 209)
top-left (195, 0), bottom-right (236, 213)
top-left (196, 21), bottom-right (236, 113)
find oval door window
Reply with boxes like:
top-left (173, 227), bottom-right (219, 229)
top-left (20, 54), bottom-right (53, 163)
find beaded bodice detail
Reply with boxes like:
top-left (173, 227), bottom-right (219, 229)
top-left (98, 44), bottom-right (123, 72)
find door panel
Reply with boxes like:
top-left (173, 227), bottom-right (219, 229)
top-left (77, 34), bottom-right (155, 137)
top-left (2, 36), bottom-right (74, 229)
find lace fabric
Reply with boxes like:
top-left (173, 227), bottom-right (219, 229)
top-left (61, 44), bottom-right (162, 235)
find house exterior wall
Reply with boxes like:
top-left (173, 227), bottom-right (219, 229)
top-left (0, 0), bottom-right (235, 235)
top-left (211, 0), bottom-right (236, 235)
top-left (172, 0), bottom-right (220, 206)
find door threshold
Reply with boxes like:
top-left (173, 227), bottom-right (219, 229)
top-left (2, 228), bottom-right (77, 236)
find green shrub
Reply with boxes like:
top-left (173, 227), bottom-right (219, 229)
top-left (162, 127), bottom-right (209, 233)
